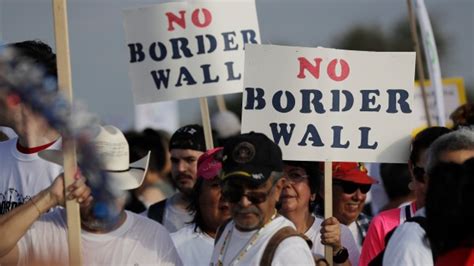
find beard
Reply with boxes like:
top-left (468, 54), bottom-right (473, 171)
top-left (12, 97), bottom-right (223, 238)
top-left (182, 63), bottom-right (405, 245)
top-left (232, 205), bottom-right (264, 231)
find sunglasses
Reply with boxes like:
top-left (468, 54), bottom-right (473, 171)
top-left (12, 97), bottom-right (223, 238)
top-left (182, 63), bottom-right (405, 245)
top-left (333, 180), bottom-right (371, 194)
top-left (222, 184), bottom-right (274, 205)
top-left (412, 165), bottom-right (426, 183)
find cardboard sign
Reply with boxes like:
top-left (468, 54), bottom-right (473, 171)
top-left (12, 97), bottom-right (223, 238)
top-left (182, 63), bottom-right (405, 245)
top-left (241, 44), bottom-right (416, 163)
top-left (413, 77), bottom-right (467, 130)
top-left (123, 1), bottom-right (260, 104)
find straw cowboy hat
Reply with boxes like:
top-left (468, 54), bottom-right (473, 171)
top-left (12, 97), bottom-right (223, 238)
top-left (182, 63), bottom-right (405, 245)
top-left (39, 125), bottom-right (150, 190)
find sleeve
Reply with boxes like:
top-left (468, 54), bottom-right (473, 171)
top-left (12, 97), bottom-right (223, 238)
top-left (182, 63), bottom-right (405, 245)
top-left (383, 222), bottom-right (433, 266)
top-left (340, 224), bottom-right (360, 266)
top-left (272, 236), bottom-right (316, 266)
top-left (358, 215), bottom-right (385, 266)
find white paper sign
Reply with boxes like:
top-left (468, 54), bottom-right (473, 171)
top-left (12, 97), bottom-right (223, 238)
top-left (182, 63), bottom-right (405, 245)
top-left (241, 44), bottom-right (416, 163)
top-left (123, 1), bottom-right (260, 104)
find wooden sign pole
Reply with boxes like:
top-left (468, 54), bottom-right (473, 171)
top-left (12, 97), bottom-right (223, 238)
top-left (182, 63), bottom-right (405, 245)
top-left (215, 95), bottom-right (227, 112)
top-left (324, 161), bottom-right (333, 265)
top-left (200, 97), bottom-right (214, 150)
top-left (407, 0), bottom-right (432, 127)
top-left (52, 0), bottom-right (82, 265)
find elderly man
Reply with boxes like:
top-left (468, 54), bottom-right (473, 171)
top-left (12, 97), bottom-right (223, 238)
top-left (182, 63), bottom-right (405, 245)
top-left (0, 125), bottom-right (182, 265)
top-left (147, 124), bottom-right (206, 232)
top-left (0, 40), bottom-right (62, 214)
top-left (383, 127), bottom-right (474, 265)
top-left (210, 132), bottom-right (315, 265)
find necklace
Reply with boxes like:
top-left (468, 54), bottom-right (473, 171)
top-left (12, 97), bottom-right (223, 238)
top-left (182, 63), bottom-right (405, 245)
top-left (217, 210), bottom-right (277, 266)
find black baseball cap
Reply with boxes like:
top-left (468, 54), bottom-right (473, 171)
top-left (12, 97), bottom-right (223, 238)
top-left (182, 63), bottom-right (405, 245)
top-left (169, 124), bottom-right (206, 152)
top-left (221, 132), bottom-right (283, 186)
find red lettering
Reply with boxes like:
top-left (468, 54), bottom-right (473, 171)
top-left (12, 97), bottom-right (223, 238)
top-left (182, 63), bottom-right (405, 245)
top-left (297, 57), bottom-right (322, 79)
top-left (191, 8), bottom-right (212, 28)
top-left (166, 11), bottom-right (186, 31)
top-left (327, 59), bottom-right (350, 82)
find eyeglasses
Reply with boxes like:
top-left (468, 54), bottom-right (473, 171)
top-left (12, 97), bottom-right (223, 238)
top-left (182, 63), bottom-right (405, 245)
top-left (222, 184), bottom-right (274, 205)
top-left (285, 172), bottom-right (309, 183)
top-left (412, 165), bottom-right (426, 183)
top-left (333, 180), bottom-right (371, 194)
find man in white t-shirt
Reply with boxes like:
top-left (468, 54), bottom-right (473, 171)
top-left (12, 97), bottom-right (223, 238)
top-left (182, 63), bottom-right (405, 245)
top-left (383, 128), bottom-right (474, 266)
top-left (0, 41), bottom-right (62, 214)
top-left (0, 125), bottom-right (182, 265)
top-left (210, 132), bottom-right (315, 265)
top-left (147, 124), bottom-right (205, 232)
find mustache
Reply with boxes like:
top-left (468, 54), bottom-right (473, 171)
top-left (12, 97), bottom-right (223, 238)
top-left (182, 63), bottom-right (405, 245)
top-left (175, 173), bottom-right (193, 179)
top-left (233, 205), bottom-right (261, 216)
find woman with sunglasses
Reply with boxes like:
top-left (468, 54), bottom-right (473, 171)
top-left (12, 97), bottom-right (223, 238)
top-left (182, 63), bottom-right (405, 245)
top-left (279, 161), bottom-right (360, 266)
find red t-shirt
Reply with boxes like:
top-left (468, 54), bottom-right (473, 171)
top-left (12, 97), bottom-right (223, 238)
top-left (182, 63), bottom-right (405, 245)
top-left (435, 247), bottom-right (474, 266)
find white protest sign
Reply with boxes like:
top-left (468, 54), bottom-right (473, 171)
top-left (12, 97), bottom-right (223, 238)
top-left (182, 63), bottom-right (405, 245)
top-left (413, 78), bottom-right (467, 130)
top-left (123, 1), bottom-right (260, 104)
top-left (241, 44), bottom-right (416, 163)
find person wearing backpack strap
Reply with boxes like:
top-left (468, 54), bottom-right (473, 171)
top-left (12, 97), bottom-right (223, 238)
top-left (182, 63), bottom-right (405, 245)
top-left (209, 132), bottom-right (315, 265)
top-left (383, 128), bottom-right (474, 265)
top-left (359, 126), bottom-right (451, 266)
top-left (146, 125), bottom-right (206, 232)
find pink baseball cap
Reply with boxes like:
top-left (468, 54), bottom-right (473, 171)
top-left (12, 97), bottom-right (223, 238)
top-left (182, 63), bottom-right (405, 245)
top-left (197, 147), bottom-right (223, 180)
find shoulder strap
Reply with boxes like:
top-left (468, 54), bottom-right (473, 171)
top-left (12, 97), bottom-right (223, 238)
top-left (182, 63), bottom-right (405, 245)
top-left (147, 199), bottom-right (167, 223)
top-left (260, 226), bottom-right (312, 266)
top-left (405, 204), bottom-right (413, 220)
top-left (405, 216), bottom-right (437, 260)
top-left (215, 218), bottom-right (233, 245)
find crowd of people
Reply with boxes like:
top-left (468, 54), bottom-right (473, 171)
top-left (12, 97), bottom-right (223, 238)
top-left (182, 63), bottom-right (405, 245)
top-left (0, 40), bottom-right (473, 266)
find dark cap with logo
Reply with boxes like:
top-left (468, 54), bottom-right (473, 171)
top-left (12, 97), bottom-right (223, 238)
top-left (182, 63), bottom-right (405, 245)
top-left (221, 132), bottom-right (283, 186)
top-left (169, 124), bottom-right (206, 152)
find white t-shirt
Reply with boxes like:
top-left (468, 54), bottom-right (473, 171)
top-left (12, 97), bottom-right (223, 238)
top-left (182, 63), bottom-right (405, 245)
top-left (171, 223), bottom-right (214, 266)
top-left (210, 216), bottom-right (315, 266)
top-left (305, 215), bottom-right (360, 266)
top-left (383, 208), bottom-right (432, 266)
top-left (162, 195), bottom-right (193, 233)
top-left (18, 209), bottom-right (183, 266)
top-left (348, 222), bottom-right (363, 252)
top-left (0, 138), bottom-right (62, 214)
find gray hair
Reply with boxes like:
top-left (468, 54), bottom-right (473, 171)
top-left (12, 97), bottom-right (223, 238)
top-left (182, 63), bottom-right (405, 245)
top-left (426, 127), bottom-right (474, 174)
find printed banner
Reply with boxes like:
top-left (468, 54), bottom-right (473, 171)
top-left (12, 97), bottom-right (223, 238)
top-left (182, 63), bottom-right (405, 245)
top-left (123, 0), bottom-right (260, 104)
top-left (241, 44), bottom-right (416, 163)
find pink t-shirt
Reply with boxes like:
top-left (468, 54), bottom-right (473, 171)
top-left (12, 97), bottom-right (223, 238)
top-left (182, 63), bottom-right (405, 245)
top-left (358, 202), bottom-right (416, 266)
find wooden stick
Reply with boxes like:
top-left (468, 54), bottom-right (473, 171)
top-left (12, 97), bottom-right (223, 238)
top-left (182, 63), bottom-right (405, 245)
top-left (200, 97), bottom-right (214, 150)
top-left (52, 0), bottom-right (82, 265)
top-left (215, 95), bottom-right (227, 112)
top-left (324, 161), bottom-right (333, 265)
top-left (407, 0), bottom-right (432, 127)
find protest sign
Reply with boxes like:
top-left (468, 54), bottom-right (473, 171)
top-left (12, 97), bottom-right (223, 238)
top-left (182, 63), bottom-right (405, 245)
top-left (413, 77), bottom-right (467, 130)
top-left (241, 44), bottom-right (416, 163)
top-left (123, 1), bottom-right (260, 104)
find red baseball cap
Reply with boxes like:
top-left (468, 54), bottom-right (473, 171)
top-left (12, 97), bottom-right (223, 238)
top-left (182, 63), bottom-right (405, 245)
top-left (332, 162), bottom-right (378, 184)
top-left (197, 147), bottom-right (223, 180)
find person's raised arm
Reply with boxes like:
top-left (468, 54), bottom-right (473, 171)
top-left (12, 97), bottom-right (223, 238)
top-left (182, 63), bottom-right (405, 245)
top-left (0, 172), bottom-right (91, 263)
